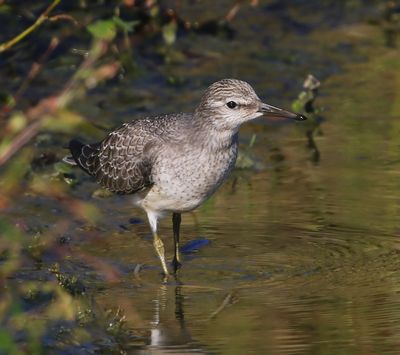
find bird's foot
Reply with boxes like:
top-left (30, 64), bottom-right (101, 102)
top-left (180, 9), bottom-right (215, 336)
top-left (161, 266), bottom-right (170, 278)
top-left (172, 257), bottom-right (182, 274)
top-left (161, 273), bottom-right (169, 283)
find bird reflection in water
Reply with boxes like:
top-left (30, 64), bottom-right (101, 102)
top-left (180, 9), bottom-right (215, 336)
top-left (146, 283), bottom-right (206, 354)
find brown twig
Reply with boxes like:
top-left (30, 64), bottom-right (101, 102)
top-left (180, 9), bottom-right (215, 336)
top-left (48, 14), bottom-right (80, 27)
top-left (225, 1), bottom-right (244, 22)
top-left (207, 292), bottom-right (238, 320)
top-left (0, 49), bottom-right (120, 166)
top-left (59, 41), bottom-right (109, 100)
top-left (225, 0), bottom-right (259, 22)
top-left (0, 121), bottom-right (41, 166)
top-left (0, 0), bottom-right (61, 53)
top-left (1, 37), bottom-right (60, 117)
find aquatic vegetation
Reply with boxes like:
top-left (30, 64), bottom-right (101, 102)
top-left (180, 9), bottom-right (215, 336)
top-left (381, 0), bottom-right (400, 47)
top-left (292, 74), bottom-right (323, 163)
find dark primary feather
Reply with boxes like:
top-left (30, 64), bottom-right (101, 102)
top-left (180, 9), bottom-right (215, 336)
top-left (69, 139), bottom-right (99, 174)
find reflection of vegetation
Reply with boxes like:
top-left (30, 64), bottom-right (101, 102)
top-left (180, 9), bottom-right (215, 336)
top-left (235, 134), bottom-right (264, 170)
top-left (292, 74), bottom-right (323, 164)
top-left (382, 1), bottom-right (400, 47)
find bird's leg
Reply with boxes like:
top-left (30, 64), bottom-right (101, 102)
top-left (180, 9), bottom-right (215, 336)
top-left (147, 211), bottom-right (169, 276)
top-left (172, 212), bottom-right (182, 273)
top-left (153, 233), bottom-right (169, 276)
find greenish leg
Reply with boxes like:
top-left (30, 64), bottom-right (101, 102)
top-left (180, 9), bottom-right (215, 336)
top-left (147, 211), bottom-right (169, 276)
top-left (153, 232), bottom-right (169, 276)
top-left (172, 212), bottom-right (182, 273)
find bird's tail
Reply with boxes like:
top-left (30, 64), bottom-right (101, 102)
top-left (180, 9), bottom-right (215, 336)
top-left (68, 139), bottom-right (100, 176)
top-left (62, 155), bottom-right (77, 165)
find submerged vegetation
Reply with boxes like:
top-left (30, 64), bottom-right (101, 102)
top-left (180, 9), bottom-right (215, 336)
top-left (0, 0), bottom-right (400, 353)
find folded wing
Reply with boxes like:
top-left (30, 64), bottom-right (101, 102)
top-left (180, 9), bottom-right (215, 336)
top-left (69, 122), bottom-right (153, 194)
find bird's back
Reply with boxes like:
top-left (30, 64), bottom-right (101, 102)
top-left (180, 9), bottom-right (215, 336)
top-left (70, 114), bottom-right (193, 194)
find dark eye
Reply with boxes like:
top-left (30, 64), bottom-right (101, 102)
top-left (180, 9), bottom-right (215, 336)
top-left (226, 101), bottom-right (237, 109)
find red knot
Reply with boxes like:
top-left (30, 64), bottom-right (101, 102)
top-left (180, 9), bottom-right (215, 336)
top-left (68, 79), bottom-right (306, 276)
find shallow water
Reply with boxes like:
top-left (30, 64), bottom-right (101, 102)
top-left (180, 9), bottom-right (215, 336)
top-left (3, 1), bottom-right (400, 353)
top-left (71, 24), bottom-right (400, 352)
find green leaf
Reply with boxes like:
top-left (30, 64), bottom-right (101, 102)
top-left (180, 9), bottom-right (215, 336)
top-left (87, 20), bottom-right (117, 41)
top-left (162, 20), bottom-right (177, 46)
top-left (112, 16), bottom-right (140, 33)
top-left (54, 162), bottom-right (73, 174)
top-left (0, 5), bottom-right (12, 14)
top-left (8, 113), bottom-right (27, 133)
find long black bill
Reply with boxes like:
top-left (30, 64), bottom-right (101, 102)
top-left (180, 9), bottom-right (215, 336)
top-left (259, 103), bottom-right (307, 121)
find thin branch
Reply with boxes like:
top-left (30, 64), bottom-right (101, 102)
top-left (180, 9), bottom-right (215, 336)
top-left (0, 0), bottom-right (61, 53)
top-left (0, 121), bottom-right (41, 165)
top-left (48, 14), bottom-right (80, 27)
top-left (225, 0), bottom-right (259, 22)
top-left (225, 1), bottom-right (243, 22)
top-left (207, 293), bottom-right (238, 320)
top-left (1, 37), bottom-right (60, 117)
top-left (0, 58), bottom-right (120, 166)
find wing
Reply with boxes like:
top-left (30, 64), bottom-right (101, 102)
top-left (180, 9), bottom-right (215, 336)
top-left (69, 122), bottom-right (154, 194)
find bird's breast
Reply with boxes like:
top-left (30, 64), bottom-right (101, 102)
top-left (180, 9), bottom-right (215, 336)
top-left (143, 139), bottom-right (238, 213)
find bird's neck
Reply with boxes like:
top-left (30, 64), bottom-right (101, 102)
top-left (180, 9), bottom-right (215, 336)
top-left (207, 128), bottom-right (239, 152)
top-left (193, 112), bottom-right (239, 152)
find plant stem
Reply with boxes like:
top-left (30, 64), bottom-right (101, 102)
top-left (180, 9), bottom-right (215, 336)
top-left (0, 0), bottom-right (61, 53)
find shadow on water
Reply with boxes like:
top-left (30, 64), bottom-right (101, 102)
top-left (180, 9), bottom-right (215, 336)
top-left (2, 0), bottom-right (400, 353)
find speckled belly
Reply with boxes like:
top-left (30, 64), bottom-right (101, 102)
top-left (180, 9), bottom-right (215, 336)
top-left (140, 144), bottom-right (238, 213)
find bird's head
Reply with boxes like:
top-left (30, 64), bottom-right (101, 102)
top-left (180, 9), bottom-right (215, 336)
top-left (195, 79), bottom-right (306, 131)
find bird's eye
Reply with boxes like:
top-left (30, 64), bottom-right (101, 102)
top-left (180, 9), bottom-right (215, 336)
top-left (226, 101), bottom-right (237, 109)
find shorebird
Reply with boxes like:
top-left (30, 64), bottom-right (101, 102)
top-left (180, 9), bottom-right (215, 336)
top-left (68, 79), bottom-right (306, 275)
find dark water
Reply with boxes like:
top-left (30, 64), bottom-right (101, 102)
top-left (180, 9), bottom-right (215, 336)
top-left (3, 1), bottom-right (400, 353)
